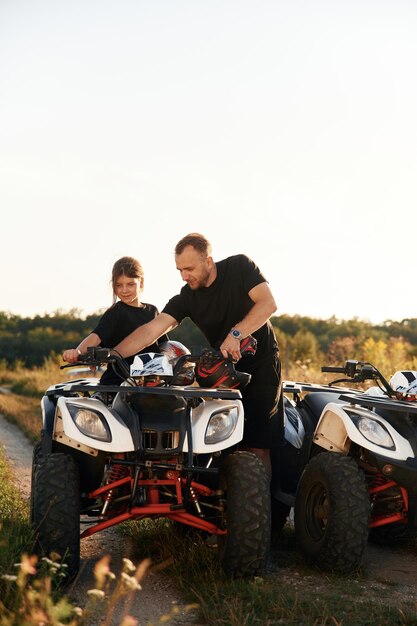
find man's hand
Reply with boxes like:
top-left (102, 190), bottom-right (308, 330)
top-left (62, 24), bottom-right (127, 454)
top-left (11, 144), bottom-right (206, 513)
top-left (219, 336), bottom-right (241, 362)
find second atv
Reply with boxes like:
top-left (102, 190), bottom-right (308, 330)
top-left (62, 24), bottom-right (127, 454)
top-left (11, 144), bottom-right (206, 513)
top-left (271, 360), bottom-right (417, 573)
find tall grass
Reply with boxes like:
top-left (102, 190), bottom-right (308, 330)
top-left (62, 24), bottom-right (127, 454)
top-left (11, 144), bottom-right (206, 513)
top-left (0, 355), bottom-right (65, 393)
top-left (0, 356), bottom-right (96, 442)
top-left (0, 448), bottom-right (33, 589)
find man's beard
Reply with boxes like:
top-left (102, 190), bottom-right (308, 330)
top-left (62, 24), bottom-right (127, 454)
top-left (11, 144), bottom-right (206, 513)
top-left (189, 268), bottom-right (211, 290)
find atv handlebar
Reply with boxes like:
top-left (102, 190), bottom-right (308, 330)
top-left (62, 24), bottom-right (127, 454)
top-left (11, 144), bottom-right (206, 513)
top-left (60, 346), bottom-right (117, 370)
top-left (62, 336), bottom-right (257, 372)
top-left (321, 359), bottom-right (395, 397)
top-left (322, 360), bottom-right (361, 379)
top-left (60, 345), bottom-right (249, 386)
top-left (61, 346), bottom-right (216, 371)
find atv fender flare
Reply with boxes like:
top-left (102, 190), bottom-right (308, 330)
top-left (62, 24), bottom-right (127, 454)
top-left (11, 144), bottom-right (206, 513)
top-left (314, 402), bottom-right (414, 461)
top-left (56, 396), bottom-right (135, 452)
top-left (41, 395), bottom-right (56, 434)
top-left (313, 404), bottom-right (350, 454)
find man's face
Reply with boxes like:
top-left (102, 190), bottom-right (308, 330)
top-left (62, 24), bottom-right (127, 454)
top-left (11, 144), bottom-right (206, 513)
top-left (175, 245), bottom-right (214, 290)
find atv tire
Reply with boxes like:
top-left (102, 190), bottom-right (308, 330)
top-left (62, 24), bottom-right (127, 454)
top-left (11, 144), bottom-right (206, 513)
top-left (295, 452), bottom-right (370, 573)
top-left (30, 441), bottom-right (43, 525)
top-left (32, 452), bottom-right (80, 580)
top-left (218, 451), bottom-right (270, 577)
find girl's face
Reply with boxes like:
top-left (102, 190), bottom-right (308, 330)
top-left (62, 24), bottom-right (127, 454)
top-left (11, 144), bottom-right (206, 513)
top-left (114, 274), bottom-right (143, 305)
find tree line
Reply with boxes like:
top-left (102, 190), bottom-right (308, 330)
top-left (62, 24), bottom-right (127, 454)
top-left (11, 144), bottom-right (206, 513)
top-left (0, 310), bottom-right (416, 373)
top-left (271, 315), bottom-right (417, 375)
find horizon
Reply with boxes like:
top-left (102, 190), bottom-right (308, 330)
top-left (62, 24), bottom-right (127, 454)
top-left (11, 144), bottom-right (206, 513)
top-left (0, 306), bottom-right (414, 328)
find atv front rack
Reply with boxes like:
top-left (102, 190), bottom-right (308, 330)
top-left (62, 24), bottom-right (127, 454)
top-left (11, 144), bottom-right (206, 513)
top-left (283, 381), bottom-right (357, 396)
top-left (339, 393), bottom-right (417, 415)
top-left (53, 382), bottom-right (242, 400)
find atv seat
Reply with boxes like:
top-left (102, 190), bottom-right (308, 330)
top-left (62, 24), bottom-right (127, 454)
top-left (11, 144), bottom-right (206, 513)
top-left (303, 391), bottom-right (346, 417)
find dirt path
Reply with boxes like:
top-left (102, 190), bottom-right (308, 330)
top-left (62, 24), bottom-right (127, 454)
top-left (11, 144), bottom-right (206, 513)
top-left (0, 413), bottom-right (201, 626)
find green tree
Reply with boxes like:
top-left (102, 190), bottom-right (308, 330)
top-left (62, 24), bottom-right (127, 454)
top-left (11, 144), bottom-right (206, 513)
top-left (289, 330), bottom-right (321, 366)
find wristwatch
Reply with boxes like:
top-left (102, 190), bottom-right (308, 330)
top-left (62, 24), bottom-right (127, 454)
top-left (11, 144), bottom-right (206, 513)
top-left (229, 328), bottom-right (243, 341)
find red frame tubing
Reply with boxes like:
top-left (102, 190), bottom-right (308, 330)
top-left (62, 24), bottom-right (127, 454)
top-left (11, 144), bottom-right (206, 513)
top-left (81, 476), bottom-right (226, 539)
top-left (89, 475), bottom-right (132, 496)
top-left (368, 479), bottom-right (409, 528)
top-left (80, 507), bottom-right (227, 538)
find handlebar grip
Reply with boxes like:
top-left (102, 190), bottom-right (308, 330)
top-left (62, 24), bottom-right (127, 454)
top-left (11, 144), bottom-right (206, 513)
top-left (321, 366), bottom-right (346, 373)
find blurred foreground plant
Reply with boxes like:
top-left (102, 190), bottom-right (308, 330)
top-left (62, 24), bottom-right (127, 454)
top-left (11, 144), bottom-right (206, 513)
top-left (0, 552), bottom-right (162, 626)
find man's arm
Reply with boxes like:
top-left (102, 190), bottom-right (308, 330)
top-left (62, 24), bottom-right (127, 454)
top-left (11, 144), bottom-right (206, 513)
top-left (114, 313), bottom-right (178, 358)
top-left (219, 282), bottom-right (277, 360)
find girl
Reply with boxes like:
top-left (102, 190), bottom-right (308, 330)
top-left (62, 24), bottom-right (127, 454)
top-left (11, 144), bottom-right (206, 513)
top-left (62, 256), bottom-right (168, 385)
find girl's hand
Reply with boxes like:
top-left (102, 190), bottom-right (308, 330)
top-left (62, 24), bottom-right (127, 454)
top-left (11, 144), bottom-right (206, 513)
top-left (62, 348), bottom-right (81, 363)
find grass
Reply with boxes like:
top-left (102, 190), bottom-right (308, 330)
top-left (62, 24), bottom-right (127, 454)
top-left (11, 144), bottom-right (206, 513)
top-left (121, 520), bottom-right (417, 625)
top-left (1, 360), bottom-right (417, 624)
top-left (0, 448), bottom-right (34, 586)
top-left (0, 393), bottom-right (41, 442)
top-left (0, 356), bottom-right (95, 442)
top-left (0, 449), bottom-right (170, 625)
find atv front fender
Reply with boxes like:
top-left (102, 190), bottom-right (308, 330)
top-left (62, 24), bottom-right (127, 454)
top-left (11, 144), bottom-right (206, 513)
top-left (314, 402), bottom-right (414, 461)
top-left (55, 396), bottom-right (135, 452)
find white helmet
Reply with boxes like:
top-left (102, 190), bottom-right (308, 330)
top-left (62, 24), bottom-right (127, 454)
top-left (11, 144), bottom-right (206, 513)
top-left (389, 370), bottom-right (417, 399)
top-left (130, 353), bottom-right (173, 378)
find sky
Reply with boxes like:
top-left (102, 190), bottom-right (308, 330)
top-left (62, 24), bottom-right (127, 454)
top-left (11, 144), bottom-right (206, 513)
top-left (1, 0), bottom-right (416, 325)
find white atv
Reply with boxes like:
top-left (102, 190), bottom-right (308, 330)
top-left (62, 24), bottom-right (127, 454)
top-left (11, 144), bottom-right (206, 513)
top-left (31, 340), bottom-right (270, 580)
top-left (271, 360), bottom-right (417, 573)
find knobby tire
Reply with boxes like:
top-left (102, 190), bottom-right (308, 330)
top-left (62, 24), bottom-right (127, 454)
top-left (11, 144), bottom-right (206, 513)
top-left (218, 451), bottom-right (271, 577)
top-left (32, 452), bottom-right (80, 580)
top-left (295, 452), bottom-right (370, 573)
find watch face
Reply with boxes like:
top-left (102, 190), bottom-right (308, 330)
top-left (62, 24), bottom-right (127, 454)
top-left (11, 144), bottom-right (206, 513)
top-left (231, 329), bottom-right (241, 338)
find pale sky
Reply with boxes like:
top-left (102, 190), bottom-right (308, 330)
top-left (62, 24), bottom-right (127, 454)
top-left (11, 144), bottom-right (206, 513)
top-left (1, 0), bottom-right (416, 324)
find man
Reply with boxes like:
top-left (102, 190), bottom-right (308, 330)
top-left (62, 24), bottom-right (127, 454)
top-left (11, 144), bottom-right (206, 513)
top-left (115, 233), bottom-right (283, 475)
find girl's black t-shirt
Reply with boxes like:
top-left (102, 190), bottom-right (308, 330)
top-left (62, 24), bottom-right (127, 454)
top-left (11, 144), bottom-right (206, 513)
top-left (92, 301), bottom-right (168, 384)
top-left (162, 254), bottom-right (278, 373)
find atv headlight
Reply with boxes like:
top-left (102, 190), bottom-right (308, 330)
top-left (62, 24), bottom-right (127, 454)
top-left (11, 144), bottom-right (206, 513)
top-left (205, 407), bottom-right (238, 444)
top-left (356, 416), bottom-right (395, 450)
top-left (67, 404), bottom-right (111, 442)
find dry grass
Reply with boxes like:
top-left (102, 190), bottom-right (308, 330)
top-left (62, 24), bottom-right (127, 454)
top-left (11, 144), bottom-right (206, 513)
top-left (0, 357), bottom-right (97, 442)
top-left (0, 356), bottom-right (71, 395)
top-left (0, 394), bottom-right (41, 442)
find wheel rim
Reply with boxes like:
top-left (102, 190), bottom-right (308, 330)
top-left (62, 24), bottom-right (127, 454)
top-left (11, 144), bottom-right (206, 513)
top-left (304, 481), bottom-right (329, 541)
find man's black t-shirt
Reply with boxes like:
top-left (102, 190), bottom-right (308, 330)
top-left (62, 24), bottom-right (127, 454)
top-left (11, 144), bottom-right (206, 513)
top-left (162, 254), bottom-right (278, 374)
top-left (162, 254), bottom-right (282, 447)
top-left (92, 301), bottom-right (168, 385)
